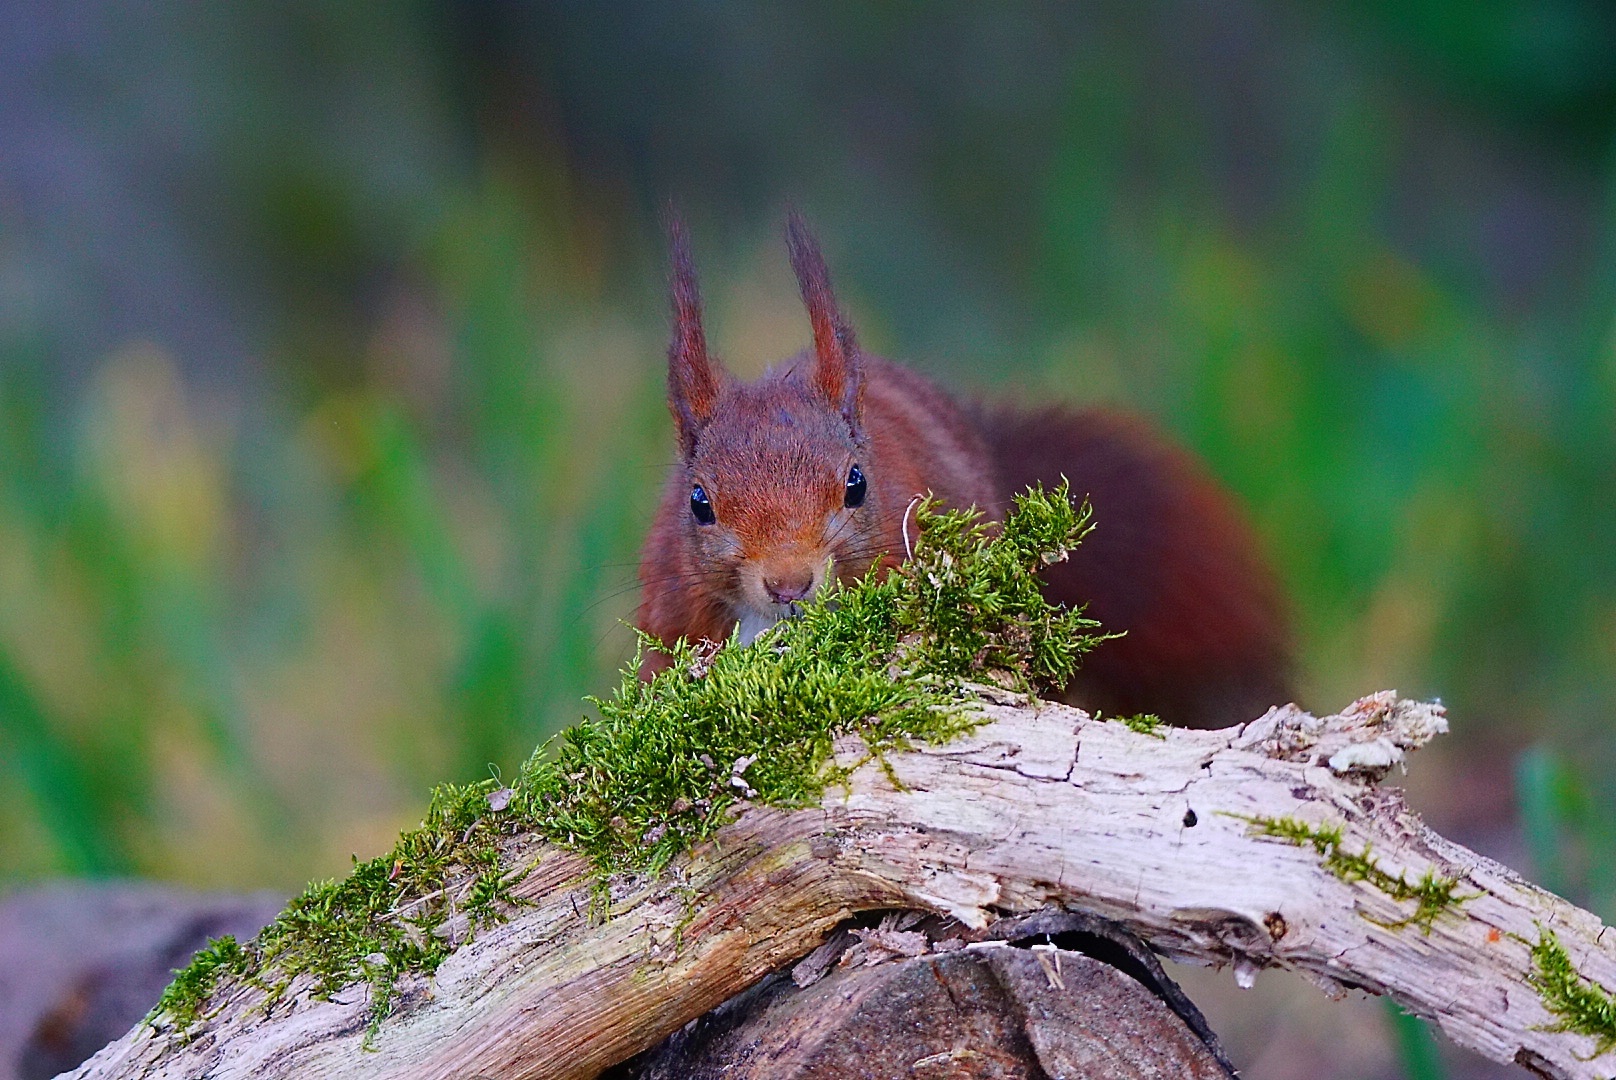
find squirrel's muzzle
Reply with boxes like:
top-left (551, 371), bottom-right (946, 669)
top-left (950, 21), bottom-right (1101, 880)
top-left (763, 571), bottom-right (815, 605)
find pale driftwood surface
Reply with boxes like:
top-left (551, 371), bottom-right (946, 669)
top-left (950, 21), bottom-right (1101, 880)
top-left (65, 692), bottom-right (1616, 1080)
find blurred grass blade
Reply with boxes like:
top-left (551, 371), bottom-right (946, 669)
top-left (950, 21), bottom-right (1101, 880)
top-left (1515, 744), bottom-right (1573, 901)
top-left (0, 648), bottom-right (130, 876)
top-left (1385, 1000), bottom-right (1447, 1080)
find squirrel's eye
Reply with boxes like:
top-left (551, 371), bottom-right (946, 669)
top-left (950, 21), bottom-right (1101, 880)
top-left (690, 484), bottom-right (716, 525)
top-left (844, 464), bottom-right (867, 508)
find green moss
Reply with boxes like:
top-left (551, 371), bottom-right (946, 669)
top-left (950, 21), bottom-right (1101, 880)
top-left (151, 935), bottom-right (249, 1031)
top-left (151, 485), bottom-right (1104, 1036)
top-left (1117, 713), bottom-right (1165, 738)
top-left (1529, 927), bottom-right (1616, 1056)
top-left (1246, 815), bottom-right (1472, 932)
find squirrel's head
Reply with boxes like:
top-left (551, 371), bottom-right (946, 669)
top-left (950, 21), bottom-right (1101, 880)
top-left (664, 214), bottom-right (885, 643)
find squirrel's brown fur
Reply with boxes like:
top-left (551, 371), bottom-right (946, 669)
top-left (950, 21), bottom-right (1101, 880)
top-left (637, 215), bottom-right (1292, 727)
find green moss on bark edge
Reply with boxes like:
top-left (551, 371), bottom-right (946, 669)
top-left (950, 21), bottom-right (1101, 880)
top-left (1529, 927), bottom-right (1616, 1056)
top-left (151, 485), bottom-right (1106, 1040)
top-left (1244, 815), bottom-right (1473, 931)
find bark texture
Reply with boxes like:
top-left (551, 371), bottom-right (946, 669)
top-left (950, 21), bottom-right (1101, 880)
top-left (619, 938), bottom-right (1231, 1079)
top-left (64, 692), bottom-right (1616, 1080)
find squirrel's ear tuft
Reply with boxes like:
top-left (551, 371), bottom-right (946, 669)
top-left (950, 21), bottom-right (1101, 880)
top-left (785, 212), bottom-right (863, 431)
top-left (666, 213), bottom-right (725, 457)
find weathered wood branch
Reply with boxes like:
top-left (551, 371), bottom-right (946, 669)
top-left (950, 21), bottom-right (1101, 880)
top-left (67, 692), bottom-right (1616, 1080)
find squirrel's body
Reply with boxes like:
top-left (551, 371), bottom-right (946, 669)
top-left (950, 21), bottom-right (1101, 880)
top-left (637, 217), bottom-right (1292, 727)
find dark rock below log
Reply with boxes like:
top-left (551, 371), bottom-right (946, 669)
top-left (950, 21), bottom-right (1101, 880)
top-left (617, 941), bottom-right (1233, 1079)
top-left (0, 882), bottom-right (283, 1080)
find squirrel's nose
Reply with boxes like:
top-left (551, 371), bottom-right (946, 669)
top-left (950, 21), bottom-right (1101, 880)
top-left (763, 572), bottom-right (815, 605)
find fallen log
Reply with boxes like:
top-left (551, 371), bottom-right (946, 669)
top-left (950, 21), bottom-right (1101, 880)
top-left (64, 690), bottom-right (1616, 1080)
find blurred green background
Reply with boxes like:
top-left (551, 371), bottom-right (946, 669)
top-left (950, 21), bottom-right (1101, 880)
top-left (1, 3), bottom-right (1614, 1071)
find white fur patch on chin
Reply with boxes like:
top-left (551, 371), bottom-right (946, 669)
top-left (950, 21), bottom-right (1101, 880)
top-left (735, 605), bottom-right (800, 646)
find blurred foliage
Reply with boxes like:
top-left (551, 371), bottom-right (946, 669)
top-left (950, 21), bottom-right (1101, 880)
top-left (1517, 744), bottom-right (1616, 919)
top-left (0, 0), bottom-right (1614, 947)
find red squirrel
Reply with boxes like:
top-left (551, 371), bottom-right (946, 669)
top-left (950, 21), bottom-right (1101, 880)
top-left (636, 215), bottom-right (1292, 728)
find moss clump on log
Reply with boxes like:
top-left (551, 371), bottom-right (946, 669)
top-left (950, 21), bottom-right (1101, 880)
top-left (153, 485), bottom-right (1103, 1038)
top-left (153, 936), bottom-right (249, 1030)
top-left (1117, 713), bottom-right (1166, 738)
top-left (1529, 927), bottom-right (1616, 1056)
